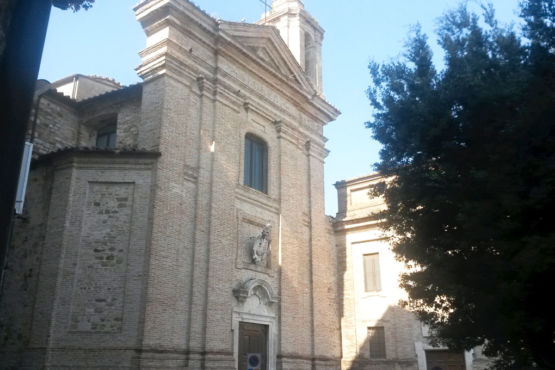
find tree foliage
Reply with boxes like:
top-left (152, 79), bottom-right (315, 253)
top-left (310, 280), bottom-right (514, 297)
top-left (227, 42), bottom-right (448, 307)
top-left (52, 0), bottom-right (95, 12)
top-left (366, 0), bottom-right (554, 368)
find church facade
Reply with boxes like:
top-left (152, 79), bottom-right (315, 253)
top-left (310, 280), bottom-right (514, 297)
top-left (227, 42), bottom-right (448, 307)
top-left (0, 1), bottom-right (490, 369)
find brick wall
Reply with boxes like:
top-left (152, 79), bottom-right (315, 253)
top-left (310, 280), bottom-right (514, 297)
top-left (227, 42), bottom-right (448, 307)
top-left (29, 94), bottom-right (80, 156)
top-left (2, 1), bottom-right (342, 369)
top-left (0, 152), bottom-right (158, 368)
top-left (0, 166), bottom-right (53, 368)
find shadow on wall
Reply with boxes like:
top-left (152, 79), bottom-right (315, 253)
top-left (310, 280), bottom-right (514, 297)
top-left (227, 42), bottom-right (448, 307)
top-left (335, 248), bottom-right (425, 370)
top-left (344, 305), bottom-right (422, 370)
top-left (332, 172), bottom-right (500, 370)
top-left (335, 223), bottom-right (474, 370)
top-left (332, 190), bottom-right (467, 370)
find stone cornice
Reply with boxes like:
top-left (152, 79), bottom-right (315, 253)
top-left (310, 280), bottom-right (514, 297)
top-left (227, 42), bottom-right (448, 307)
top-left (273, 118), bottom-right (329, 154)
top-left (213, 84), bottom-right (243, 114)
top-left (332, 215), bottom-right (386, 234)
top-left (137, 39), bottom-right (213, 84)
top-left (273, 120), bottom-right (308, 151)
top-left (235, 185), bottom-right (280, 215)
top-left (135, 0), bottom-right (218, 38)
top-left (33, 148), bottom-right (160, 171)
top-left (304, 139), bottom-right (329, 162)
top-left (333, 172), bottom-right (384, 190)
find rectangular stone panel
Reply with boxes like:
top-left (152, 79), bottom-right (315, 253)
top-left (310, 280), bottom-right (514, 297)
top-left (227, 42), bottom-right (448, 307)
top-left (350, 186), bottom-right (372, 207)
top-left (236, 211), bottom-right (275, 275)
top-left (69, 182), bottom-right (134, 333)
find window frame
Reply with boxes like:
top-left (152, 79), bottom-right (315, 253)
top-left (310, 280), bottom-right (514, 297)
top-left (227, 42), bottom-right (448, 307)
top-left (95, 123), bottom-right (117, 150)
top-left (243, 133), bottom-right (268, 194)
top-left (363, 252), bottom-right (382, 292)
top-left (367, 326), bottom-right (386, 359)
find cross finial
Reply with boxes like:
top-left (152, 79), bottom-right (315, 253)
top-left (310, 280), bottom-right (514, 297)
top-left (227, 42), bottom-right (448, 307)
top-left (258, 0), bottom-right (270, 23)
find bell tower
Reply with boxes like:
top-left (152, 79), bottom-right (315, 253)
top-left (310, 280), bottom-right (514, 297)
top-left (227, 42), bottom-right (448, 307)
top-left (258, 0), bottom-right (324, 94)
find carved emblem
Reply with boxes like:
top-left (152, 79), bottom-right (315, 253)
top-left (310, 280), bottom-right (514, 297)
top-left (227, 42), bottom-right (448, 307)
top-left (251, 224), bottom-right (271, 265)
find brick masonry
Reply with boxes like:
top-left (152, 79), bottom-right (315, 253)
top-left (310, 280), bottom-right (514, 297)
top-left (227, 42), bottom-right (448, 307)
top-left (2, 1), bottom-right (340, 369)
top-left (69, 182), bottom-right (134, 333)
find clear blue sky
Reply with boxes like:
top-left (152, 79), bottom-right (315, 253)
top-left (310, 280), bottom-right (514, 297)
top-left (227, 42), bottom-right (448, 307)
top-left (39, 0), bottom-right (523, 215)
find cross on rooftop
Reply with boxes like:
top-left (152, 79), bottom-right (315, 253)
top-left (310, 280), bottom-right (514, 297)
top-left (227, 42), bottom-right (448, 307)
top-left (258, 0), bottom-right (270, 23)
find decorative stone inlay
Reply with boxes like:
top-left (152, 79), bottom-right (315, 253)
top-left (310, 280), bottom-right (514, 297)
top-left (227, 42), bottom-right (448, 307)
top-left (69, 182), bottom-right (134, 332)
top-left (233, 278), bottom-right (279, 305)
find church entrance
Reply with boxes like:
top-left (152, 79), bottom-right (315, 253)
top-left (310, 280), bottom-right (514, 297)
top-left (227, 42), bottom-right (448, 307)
top-left (425, 350), bottom-right (465, 370)
top-left (238, 322), bottom-right (268, 370)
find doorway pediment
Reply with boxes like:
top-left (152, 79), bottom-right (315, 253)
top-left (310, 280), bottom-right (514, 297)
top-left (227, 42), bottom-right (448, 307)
top-left (233, 278), bottom-right (279, 305)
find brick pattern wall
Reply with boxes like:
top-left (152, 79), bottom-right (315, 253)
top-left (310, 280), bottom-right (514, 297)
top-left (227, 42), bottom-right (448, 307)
top-left (2, 1), bottom-right (342, 369)
top-left (0, 167), bottom-right (53, 368)
top-left (0, 153), bottom-right (157, 368)
top-left (69, 182), bottom-right (134, 333)
top-left (79, 90), bottom-right (142, 149)
top-left (134, 1), bottom-right (341, 368)
top-left (28, 86), bottom-right (142, 159)
top-left (30, 95), bottom-right (80, 156)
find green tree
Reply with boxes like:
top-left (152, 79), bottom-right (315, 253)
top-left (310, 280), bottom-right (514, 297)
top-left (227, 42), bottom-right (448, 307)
top-left (366, 0), bottom-right (554, 368)
top-left (52, 0), bottom-right (95, 11)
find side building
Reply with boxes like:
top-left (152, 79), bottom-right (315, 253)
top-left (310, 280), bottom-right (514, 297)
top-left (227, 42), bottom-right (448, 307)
top-left (333, 174), bottom-right (492, 370)
top-left (0, 0), bottom-right (341, 369)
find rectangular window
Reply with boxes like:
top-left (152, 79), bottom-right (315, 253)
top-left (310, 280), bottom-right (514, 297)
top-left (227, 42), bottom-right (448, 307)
top-left (363, 253), bottom-right (381, 292)
top-left (96, 123), bottom-right (116, 149)
top-left (368, 326), bottom-right (386, 359)
top-left (244, 134), bottom-right (268, 193)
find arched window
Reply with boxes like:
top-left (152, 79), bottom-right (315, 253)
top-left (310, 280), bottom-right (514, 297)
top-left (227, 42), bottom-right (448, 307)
top-left (96, 123), bottom-right (116, 149)
top-left (244, 134), bottom-right (268, 193)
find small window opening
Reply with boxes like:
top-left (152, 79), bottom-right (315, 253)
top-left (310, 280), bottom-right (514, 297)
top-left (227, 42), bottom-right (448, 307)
top-left (96, 123), bottom-right (116, 149)
top-left (368, 326), bottom-right (386, 359)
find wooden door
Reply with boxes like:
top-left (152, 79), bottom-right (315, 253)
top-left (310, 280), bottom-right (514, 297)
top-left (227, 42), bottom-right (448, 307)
top-left (426, 350), bottom-right (466, 370)
top-left (238, 322), bottom-right (268, 370)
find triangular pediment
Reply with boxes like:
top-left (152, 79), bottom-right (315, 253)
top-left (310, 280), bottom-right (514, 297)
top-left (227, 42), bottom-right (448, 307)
top-left (219, 22), bottom-right (314, 94)
top-left (249, 46), bottom-right (281, 73)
